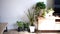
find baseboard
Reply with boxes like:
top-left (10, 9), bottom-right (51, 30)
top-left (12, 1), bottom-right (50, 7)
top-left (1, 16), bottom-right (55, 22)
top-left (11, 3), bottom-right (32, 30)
top-left (36, 30), bottom-right (60, 33)
top-left (4, 29), bottom-right (60, 33)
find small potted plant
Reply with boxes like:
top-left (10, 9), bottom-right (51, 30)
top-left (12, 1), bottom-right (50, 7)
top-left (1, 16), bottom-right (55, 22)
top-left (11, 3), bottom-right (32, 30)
top-left (23, 23), bottom-right (29, 31)
top-left (26, 9), bottom-right (35, 32)
top-left (17, 21), bottom-right (23, 32)
top-left (44, 8), bottom-right (54, 18)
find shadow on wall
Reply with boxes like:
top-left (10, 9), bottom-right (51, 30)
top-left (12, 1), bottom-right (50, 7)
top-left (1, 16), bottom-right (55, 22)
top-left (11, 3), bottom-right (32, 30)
top-left (47, 0), bottom-right (54, 8)
top-left (13, 23), bottom-right (18, 29)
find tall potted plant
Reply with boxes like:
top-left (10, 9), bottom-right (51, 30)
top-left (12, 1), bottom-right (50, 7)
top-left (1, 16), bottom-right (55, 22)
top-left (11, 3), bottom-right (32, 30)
top-left (27, 9), bottom-right (35, 32)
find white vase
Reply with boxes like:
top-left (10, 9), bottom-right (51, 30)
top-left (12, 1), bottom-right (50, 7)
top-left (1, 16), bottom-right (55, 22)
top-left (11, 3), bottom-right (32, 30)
top-left (29, 26), bottom-right (35, 32)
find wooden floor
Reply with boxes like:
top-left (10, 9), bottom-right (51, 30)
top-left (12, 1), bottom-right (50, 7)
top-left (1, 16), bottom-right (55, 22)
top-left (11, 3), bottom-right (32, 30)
top-left (3, 30), bottom-right (60, 34)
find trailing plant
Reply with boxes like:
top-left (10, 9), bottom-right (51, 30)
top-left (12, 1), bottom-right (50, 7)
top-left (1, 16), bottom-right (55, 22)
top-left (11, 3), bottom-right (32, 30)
top-left (34, 2), bottom-right (46, 20)
top-left (34, 2), bottom-right (46, 16)
top-left (35, 2), bottom-right (46, 10)
top-left (41, 9), bottom-right (47, 17)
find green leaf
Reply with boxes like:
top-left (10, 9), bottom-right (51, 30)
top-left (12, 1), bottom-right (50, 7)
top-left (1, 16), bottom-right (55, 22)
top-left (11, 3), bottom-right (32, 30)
top-left (17, 21), bottom-right (23, 27)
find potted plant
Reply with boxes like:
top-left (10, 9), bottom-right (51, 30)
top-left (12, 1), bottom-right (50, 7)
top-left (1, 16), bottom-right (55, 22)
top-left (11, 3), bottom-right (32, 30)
top-left (44, 8), bottom-right (54, 18)
top-left (23, 23), bottom-right (29, 31)
top-left (27, 9), bottom-right (35, 32)
top-left (35, 2), bottom-right (46, 17)
top-left (17, 21), bottom-right (24, 32)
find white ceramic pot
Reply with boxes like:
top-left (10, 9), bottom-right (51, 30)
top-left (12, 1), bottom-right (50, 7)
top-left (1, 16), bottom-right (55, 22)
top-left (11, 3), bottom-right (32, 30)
top-left (29, 26), bottom-right (35, 32)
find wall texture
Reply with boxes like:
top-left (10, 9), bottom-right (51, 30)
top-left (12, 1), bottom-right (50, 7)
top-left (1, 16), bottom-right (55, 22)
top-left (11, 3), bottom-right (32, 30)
top-left (0, 0), bottom-right (46, 30)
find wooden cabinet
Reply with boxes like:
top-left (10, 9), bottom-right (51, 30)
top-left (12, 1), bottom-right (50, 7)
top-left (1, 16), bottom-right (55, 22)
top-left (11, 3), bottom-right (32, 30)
top-left (38, 16), bottom-right (60, 30)
top-left (0, 23), bottom-right (7, 34)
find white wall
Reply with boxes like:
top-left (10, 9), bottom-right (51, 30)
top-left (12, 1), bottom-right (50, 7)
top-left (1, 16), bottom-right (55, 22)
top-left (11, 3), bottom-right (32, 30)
top-left (1, 0), bottom-right (60, 30)
top-left (0, 0), bottom-right (1, 22)
top-left (0, 0), bottom-right (47, 30)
